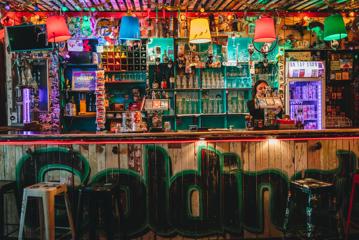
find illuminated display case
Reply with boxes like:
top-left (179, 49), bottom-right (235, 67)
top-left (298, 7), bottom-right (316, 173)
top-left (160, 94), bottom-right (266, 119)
top-left (286, 61), bottom-right (325, 129)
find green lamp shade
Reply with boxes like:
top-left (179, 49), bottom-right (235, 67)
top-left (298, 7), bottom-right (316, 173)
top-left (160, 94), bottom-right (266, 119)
top-left (324, 14), bottom-right (347, 41)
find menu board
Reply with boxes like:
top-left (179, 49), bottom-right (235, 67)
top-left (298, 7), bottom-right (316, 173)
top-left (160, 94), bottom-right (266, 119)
top-left (144, 99), bottom-right (169, 111)
top-left (72, 71), bottom-right (97, 90)
top-left (287, 61), bottom-right (324, 78)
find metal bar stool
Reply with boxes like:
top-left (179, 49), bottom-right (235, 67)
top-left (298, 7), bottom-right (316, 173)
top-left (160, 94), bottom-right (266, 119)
top-left (18, 182), bottom-right (75, 240)
top-left (76, 183), bottom-right (118, 240)
top-left (283, 178), bottom-right (338, 239)
top-left (345, 173), bottom-right (359, 240)
top-left (0, 180), bottom-right (19, 239)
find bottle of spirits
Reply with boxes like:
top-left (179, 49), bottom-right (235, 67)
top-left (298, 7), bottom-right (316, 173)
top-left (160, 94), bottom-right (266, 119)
top-left (162, 50), bottom-right (169, 63)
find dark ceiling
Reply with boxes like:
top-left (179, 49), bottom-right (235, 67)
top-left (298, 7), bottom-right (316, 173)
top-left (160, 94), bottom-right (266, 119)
top-left (2, 0), bottom-right (359, 12)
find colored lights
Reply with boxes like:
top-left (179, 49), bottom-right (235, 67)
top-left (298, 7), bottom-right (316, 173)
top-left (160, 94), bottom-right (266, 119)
top-left (189, 18), bottom-right (211, 44)
top-left (22, 88), bottom-right (31, 124)
top-left (324, 14), bottom-right (347, 41)
top-left (119, 16), bottom-right (141, 40)
top-left (4, 2), bottom-right (10, 11)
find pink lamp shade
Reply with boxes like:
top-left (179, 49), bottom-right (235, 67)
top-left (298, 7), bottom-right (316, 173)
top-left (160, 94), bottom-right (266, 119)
top-left (46, 16), bottom-right (71, 43)
top-left (0, 29), bottom-right (4, 41)
top-left (254, 17), bottom-right (276, 43)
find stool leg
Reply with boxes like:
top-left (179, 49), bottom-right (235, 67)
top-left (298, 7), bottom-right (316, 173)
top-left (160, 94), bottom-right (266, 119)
top-left (64, 192), bottom-right (76, 240)
top-left (88, 193), bottom-right (98, 240)
top-left (306, 193), bottom-right (314, 239)
top-left (39, 198), bottom-right (45, 240)
top-left (75, 189), bottom-right (84, 240)
top-left (0, 192), bottom-right (4, 239)
top-left (283, 190), bottom-right (292, 238)
top-left (345, 180), bottom-right (356, 240)
top-left (42, 192), bottom-right (55, 240)
top-left (18, 192), bottom-right (28, 240)
top-left (102, 193), bottom-right (114, 240)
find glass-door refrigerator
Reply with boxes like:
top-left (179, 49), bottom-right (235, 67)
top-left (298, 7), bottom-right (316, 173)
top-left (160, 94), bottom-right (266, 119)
top-left (286, 61), bottom-right (325, 129)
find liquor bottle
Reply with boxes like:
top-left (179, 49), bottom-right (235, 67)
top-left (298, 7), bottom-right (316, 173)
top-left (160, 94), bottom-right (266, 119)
top-left (162, 50), bottom-right (169, 63)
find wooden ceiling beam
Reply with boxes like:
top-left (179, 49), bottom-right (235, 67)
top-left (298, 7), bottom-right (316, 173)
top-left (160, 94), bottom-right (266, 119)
top-left (301, 0), bottom-right (326, 11)
top-left (232, 1), bottom-right (248, 10)
top-left (218, 0), bottom-right (235, 11)
top-left (224, 0), bottom-right (241, 11)
top-left (287, 0), bottom-right (313, 10)
top-left (109, 0), bottom-right (120, 11)
top-left (116, 0), bottom-right (126, 11)
top-left (204, 0), bottom-right (217, 10)
top-left (212, 0), bottom-right (228, 11)
top-left (188, 0), bottom-right (198, 10)
top-left (239, 0), bottom-right (257, 10)
top-left (193, 0), bottom-right (206, 12)
top-left (264, 0), bottom-right (283, 10)
top-left (296, 0), bottom-right (323, 11)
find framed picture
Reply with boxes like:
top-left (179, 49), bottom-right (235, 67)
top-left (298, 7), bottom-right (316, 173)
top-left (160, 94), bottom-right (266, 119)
top-left (72, 71), bottom-right (97, 90)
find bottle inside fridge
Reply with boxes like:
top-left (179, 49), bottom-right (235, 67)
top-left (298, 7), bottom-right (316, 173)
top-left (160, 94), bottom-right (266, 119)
top-left (289, 81), bottom-right (322, 129)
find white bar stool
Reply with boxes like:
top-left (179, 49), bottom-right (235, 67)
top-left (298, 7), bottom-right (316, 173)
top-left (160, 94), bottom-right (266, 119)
top-left (18, 182), bottom-right (75, 240)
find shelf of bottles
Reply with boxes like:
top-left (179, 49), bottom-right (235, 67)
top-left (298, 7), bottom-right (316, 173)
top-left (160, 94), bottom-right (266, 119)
top-left (325, 52), bottom-right (355, 128)
top-left (147, 62), bottom-right (254, 130)
top-left (100, 42), bottom-right (147, 72)
top-left (289, 81), bottom-right (322, 129)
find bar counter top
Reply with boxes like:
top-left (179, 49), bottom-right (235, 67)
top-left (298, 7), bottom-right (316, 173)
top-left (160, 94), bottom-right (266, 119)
top-left (1, 128), bottom-right (359, 143)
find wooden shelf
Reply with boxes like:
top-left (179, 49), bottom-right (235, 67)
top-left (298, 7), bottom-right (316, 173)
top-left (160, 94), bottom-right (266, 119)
top-left (226, 88), bottom-right (252, 90)
top-left (63, 90), bottom-right (95, 93)
top-left (201, 113), bottom-right (226, 116)
top-left (63, 115), bottom-right (96, 118)
top-left (105, 80), bottom-right (146, 84)
top-left (176, 114), bottom-right (201, 117)
top-left (65, 63), bottom-right (98, 67)
top-left (175, 88), bottom-right (201, 91)
top-left (227, 112), bottom-right (249, 115)
top-left (106, 110), bottom-right (145, 113)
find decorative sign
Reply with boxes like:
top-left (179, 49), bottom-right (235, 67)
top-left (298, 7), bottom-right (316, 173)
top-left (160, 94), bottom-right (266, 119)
top-left (339, 59), bottom-right (353, 69)
top-left (286, 52), bottom-right (312, 61)
top-left (330, 61), bottom-right (340, 71)
top-left (72, 71), bottom-right (96, 90)
top-left (67, 39), bottom-right (84, 52)
top-left (144, 99), bottom-right (169, 111)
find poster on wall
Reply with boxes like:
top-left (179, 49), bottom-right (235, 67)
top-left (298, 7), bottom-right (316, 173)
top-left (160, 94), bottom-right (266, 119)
top-left (72, 71), bottom-right (97, 90)
top-left (67, 39), bottom-right (84, 52)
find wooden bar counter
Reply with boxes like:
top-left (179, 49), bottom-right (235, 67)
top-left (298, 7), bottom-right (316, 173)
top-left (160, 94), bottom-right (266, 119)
top-left (0, 129), bottom-right (358, 239)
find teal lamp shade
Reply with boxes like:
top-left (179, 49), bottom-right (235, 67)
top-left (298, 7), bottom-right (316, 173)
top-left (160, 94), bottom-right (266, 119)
top-left (119, 16), bottom-right (140, 40)
top-left (324, 14), bottom-right (347, 41)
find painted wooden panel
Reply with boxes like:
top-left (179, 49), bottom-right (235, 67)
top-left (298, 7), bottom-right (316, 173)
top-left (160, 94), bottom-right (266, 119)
top-left (0, 138), bottom-right (357, 239)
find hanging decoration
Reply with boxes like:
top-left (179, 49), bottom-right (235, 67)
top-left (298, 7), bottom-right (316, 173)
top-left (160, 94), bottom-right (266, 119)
top-left (80, 16), bottom-right (95, 37)
top-left (39, 52), bottom-right (61, 131)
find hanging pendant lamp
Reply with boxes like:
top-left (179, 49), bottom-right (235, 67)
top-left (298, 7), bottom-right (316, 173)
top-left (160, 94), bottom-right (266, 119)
top-left (119, 16), bottom-right (141, 40)
top-left (254, 17), bottom-right (276, 43)
top-left (46, 16), bottom-right (71, 43)
top-left (323, 14), bottom-right (347, 41)
top-left (189, 18), bottom-right (211, 44)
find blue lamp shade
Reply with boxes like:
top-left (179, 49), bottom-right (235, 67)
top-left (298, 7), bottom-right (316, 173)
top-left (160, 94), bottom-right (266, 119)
top-left (119, 16), bottom-right (141, 40)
